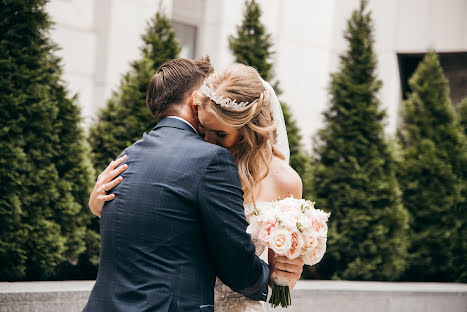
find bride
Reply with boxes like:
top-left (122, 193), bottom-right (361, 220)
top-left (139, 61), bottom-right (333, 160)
top-left (89, 63), bottom-right (304, 312)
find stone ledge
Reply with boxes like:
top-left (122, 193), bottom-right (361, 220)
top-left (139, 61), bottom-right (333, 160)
top-left (293, 280), bottom-right (467, 293)
top-left (0, 280), bottom-right (466, 312)
top-left (0, 281), bottom-right (95, 293)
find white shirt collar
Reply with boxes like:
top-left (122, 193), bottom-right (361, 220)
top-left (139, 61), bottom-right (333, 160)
top-left (165, 116), bottom-right (198, 134)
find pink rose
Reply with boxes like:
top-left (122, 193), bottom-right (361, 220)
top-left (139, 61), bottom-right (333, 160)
top-left (287, 229), bottom-right (304, 259)
top-left (258, 221), bottom-right (277, 245)
top-left (311, 217), bottom-right (328, 237)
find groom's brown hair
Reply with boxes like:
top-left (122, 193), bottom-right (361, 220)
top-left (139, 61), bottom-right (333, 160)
top-left (146, 56), bottom-right (213, 121)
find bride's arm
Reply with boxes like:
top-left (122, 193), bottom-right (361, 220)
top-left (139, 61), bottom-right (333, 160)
top-left (268, 162), bottom-right (304, 290)
top-left (88, 155), bottom-right (128, 218)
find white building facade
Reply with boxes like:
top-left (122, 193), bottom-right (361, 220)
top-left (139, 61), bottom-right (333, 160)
top-left (47, 0), bottom-right (467, 151)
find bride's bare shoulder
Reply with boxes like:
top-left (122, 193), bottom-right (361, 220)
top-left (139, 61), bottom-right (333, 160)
top-left (268, 156), bottom-right (303, 199)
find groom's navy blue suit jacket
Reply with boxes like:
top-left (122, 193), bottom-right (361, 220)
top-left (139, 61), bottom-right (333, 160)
top-left (83, 117), bottom-right (269, 312)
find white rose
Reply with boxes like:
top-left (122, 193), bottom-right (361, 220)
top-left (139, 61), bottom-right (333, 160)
top-left (268, 229), bottom-right (292, 256)
top-left (303, 231), bottom-right (319, 251)
top-left (280, 215), bottom-right (296, 231)
top-left (246, 222), bottom-right (260, 237)
top-left (303, 237), bottom-right (327, 266)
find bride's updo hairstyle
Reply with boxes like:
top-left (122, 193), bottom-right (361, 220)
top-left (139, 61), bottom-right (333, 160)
top-left (196, 63), bottom-right (284, 201)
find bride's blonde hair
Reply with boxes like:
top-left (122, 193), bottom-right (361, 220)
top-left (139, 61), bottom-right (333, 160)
top-left (195, 63), bottom-right (284, 201)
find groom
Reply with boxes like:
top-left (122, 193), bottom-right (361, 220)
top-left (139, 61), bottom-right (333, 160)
top-left (83, 57), bottom-right (302, 312)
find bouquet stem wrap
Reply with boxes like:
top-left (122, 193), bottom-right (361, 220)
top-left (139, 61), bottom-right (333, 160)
top-left (269, 276), bottom-right (291, 308)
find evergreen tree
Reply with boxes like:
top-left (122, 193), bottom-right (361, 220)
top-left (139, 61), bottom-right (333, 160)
top-left (280, 103), bottom-right (311, 187)
top-left (228, 0), bottom-right (311, 185)
top-left (0, 0), bottom-right (94, 280)
top-left (398, 52), bottom-right (467, 282)
top-left (229, 0), bottom-right (273, 82)
top-left (311, 0), bottom-right (409, 280)
top-left (458, 97), bottom-right (467, 136)
top-left (89, 12), bottom-right (180, 172)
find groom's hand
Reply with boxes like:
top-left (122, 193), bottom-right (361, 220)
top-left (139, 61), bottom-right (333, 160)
top-left (268, 249), bottom-right (304, 289)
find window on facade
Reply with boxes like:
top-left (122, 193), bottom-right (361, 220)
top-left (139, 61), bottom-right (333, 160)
top-left (172, 21), bottom-right (197, 59)
top-left (397, 52), bottom-right (467, 106)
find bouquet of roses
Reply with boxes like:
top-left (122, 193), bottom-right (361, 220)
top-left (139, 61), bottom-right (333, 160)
top-left (246, 196), bottom-right (330, 308)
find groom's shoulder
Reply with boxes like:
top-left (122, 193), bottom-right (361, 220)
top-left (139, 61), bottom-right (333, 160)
top-left (180, 137), bottom-right (235, 167)
top-left (132, 128), bottom-right (235, 164)
top-left (191, 138), bottom-right (233, 160)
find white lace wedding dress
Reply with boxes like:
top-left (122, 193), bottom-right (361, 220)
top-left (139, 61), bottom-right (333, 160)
top-left (214, 202), bottom-right (270, 312)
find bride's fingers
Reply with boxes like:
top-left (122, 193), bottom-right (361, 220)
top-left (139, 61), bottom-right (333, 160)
top-left (275, 255), bottom-right (304, 266)
top-left (102, 155), bottom-right (127, 177)
top-left (103, 176), bottom-right (123, 192)
top-left (274, 269), bottom-right (301, 281)
top-left (99, 193), bottom-right (115, 202)
top-left (274, 261), bottom-right (303, 274)
top-left (105, 163), bottom-right (128, 183)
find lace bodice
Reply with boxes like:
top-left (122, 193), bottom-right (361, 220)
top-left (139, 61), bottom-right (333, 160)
top-left (214, 202), bottom-right (271, 312)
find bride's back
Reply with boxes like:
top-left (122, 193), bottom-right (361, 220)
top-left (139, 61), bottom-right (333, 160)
top-left (245, 156), bottom-right (302, 205)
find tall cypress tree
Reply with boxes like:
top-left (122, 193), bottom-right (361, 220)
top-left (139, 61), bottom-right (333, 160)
top-left (228, 0), bottom-right (310, 185)
top-left (458, 98), bottom-right (467, 136)
top-left (89, 12), bottom-right (180, 172)
top-left (311, 0), bottom-right (409, 280)
top-left (229, 0), bottom-right (273, 82)
top-left (398, 52), bottom-right (467, 282)
top-left (458, 98), bottom-right (467, 282)
top-left (0, 0), bottom-right (94, 280)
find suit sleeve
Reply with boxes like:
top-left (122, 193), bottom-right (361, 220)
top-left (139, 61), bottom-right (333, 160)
top-left (198, 147), bottom-right (269, 301)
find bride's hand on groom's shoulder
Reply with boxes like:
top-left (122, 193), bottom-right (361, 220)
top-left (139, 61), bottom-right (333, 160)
top-left (89, 155), bottom-right (128, 218)
top-left (268, 249), bottom-right (304, 289)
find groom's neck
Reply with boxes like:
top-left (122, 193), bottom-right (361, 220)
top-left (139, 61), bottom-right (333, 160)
top-left (166, 107), bottom-right (199, 134)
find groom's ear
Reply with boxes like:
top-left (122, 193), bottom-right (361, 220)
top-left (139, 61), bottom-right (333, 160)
top-left (190, 91), bottom-right (199, 116)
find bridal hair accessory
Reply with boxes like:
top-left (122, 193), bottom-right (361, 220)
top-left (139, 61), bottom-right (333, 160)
top-left (199, 79), bottom-right (249, 111)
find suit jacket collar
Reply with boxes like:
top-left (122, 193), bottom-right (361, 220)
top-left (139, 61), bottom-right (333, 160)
top-left (153, 116), bottom-right (197, 134)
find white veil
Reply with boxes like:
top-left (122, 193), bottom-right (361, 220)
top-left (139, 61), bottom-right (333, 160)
top-left (262, 79), bottom-right (290, 163)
